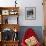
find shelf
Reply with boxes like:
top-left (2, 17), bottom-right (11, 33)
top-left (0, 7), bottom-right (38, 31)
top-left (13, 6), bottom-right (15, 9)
top-left (2, 40), bottom-right (19, 43)
top-left (0, 7), bottom-right (19, 16)
top-left (0, 24), bottom-right (19, 32)
top-left (1, 15), bottom-right (18, 24)
top-left (1, 40), bottom-right (19, 46)
top-left (0, 7), bottom-right (19, 24)
top-left (0, 7), bottom-right (19, 46)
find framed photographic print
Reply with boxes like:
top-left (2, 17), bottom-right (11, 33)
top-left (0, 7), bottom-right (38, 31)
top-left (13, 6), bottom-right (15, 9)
top-left (25, 7), bottom-right (36, 20)
top-left (2, 10), bottom-right (9, 15)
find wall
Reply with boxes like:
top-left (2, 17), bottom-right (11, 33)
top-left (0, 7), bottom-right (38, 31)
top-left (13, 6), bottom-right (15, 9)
top-left (18, 0), bottom-right (44, 26)
top-left (0, 0), bottom-right (15, 7)
top-left (0, 0), bottom-right (44, 26)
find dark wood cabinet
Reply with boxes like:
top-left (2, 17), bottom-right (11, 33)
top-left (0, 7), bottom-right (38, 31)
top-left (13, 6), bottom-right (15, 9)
top-left (0, 41), bottom-right (2, 46)
top-left (0, 7), bottom-right (19, 24)
top-left (2, 41), bottom-right (19, 46)
top-left (0, 7), bottom-right (19, 46)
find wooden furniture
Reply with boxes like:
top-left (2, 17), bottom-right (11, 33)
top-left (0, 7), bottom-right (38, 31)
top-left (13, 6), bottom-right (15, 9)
top-left (43, 0), bottom-right (46, 46)
top-left (0, 7), bottom-right (19, 46)
top-left (2, 41), bottom-right (19, 46)
top-left (44, 27), bottom-right (46, 46)
top-left (43, 0), bottom-right (46, 26)
top-left (0, 7), bottom-right (19, 24)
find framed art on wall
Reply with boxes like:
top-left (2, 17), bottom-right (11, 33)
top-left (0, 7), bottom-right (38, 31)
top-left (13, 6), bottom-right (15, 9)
top-left (25, 7), bottom-right (36, 20)
top-left (2, 10), bottom-right (9, 15)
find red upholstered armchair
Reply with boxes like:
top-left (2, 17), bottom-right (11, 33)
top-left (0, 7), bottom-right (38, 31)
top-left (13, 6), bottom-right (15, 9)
top-left (21, 28), bottom-right (41, 46)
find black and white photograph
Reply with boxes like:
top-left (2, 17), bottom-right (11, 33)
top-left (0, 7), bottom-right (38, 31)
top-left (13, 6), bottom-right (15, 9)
top-left (25, 7), bottom-right (36, 20)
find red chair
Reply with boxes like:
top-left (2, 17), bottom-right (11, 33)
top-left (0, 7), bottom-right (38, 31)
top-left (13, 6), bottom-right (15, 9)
top-left (21, 28), bottom-right (41, 46)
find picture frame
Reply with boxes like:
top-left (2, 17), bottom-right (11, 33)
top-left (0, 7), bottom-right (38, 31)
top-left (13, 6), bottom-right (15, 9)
top-left (25, 7), bottom-right (36, 20)
top-left (9, 10), bottom-right (18, 15)
top-left (2, 10), bottom-right (9, 15)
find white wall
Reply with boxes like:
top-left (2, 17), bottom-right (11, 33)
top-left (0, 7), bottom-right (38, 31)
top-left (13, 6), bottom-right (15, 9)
top-left (0, 0), bottom-right (44, 26)
top-left (18, 0), bottom-right (44, 26)
top-left (0, 0), bottom-right (15, 7)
